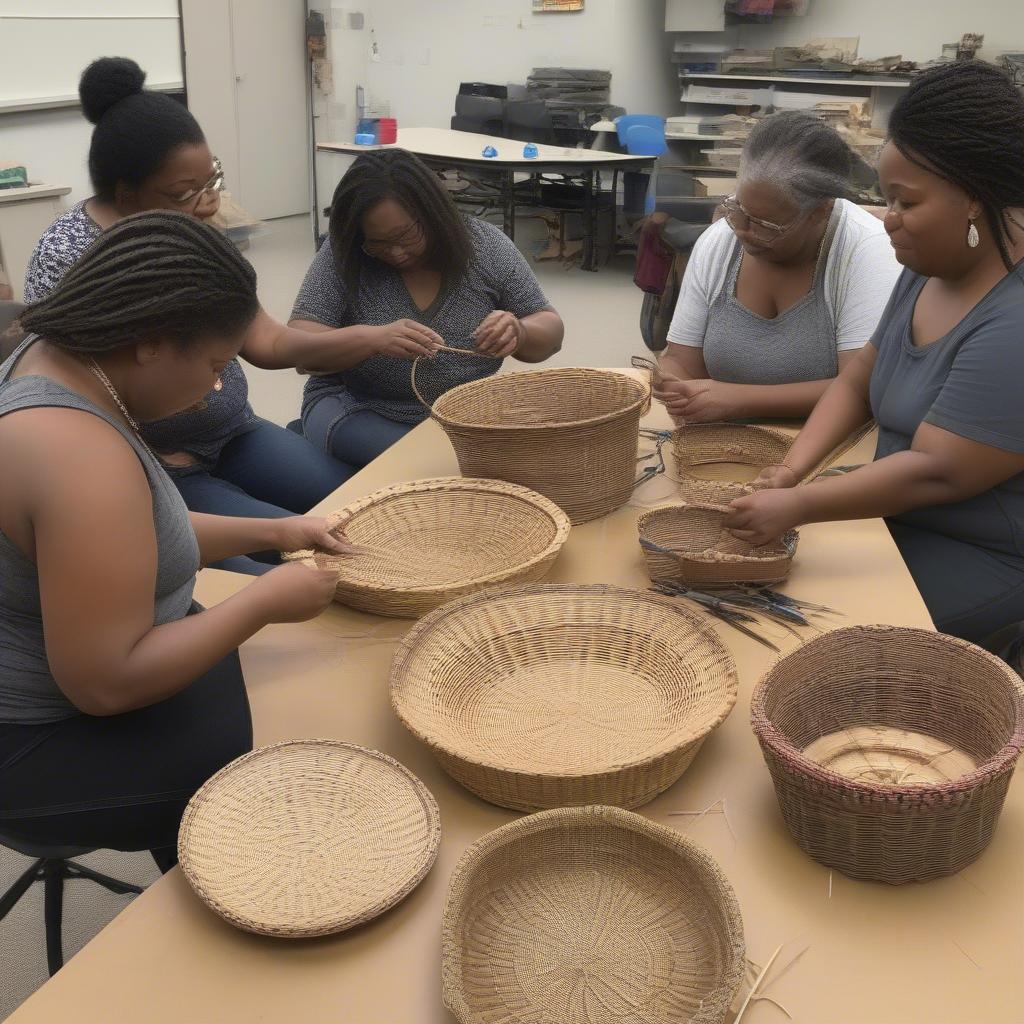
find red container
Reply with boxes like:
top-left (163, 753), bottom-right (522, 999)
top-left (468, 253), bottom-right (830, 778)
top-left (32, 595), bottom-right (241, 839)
top-left (378, 118), bottom-right (398, 144)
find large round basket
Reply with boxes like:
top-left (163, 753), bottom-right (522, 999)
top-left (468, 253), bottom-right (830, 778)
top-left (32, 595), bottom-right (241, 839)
top-left (639, 503), bottom-right (797, 587)
top-left (442, 805), bottom-right (746, 1024)
top-left (674, 424), bottom-right (792, 504)
top-left (391, 583), bottom-right (737, 811)
top-left (283, 477), bottom-right (570, 618)
top-left (177, 740), bottom-right (441, 937)
top-left (751, 626), bottom-right (1024, 884)
top-left (422, 367), bottom-right (650, 524)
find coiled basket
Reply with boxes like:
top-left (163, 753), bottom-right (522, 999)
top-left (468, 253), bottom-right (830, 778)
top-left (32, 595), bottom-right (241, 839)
top-left (673, 424), bottom-right (792, 504)
top-left (751, 625), bottom-right (1024, 883)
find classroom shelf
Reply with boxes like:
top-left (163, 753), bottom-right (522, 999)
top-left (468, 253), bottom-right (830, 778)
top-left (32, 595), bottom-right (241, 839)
top-left (680, 72), bottom-right (912, 88)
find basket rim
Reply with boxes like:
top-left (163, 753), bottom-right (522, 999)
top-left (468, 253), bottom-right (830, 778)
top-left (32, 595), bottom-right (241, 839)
top-left (750, 624), bottom-right (1024, 802)
top-left (390, 582), bottom-right (738, 778)
top-left (283, 477), bottom-right (571, 597)
top-left (674, 422), bottom-right (793, 470)
top-left (177, 738), bottom-right (442, 938)
top-left (431, 366), bottom-right (651, 432)
top-left (638, 502), bottom-right (798, 566)
top-left (441, 805), bottom-right (746, 1024)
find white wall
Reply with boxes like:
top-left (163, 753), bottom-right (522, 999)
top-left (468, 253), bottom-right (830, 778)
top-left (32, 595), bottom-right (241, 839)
top-left (692, 0), bottom-right (1024, 64)
top-left (1, 107), bottom-right (94, 201)
top-left (362, 0), bottom-right (677, 127)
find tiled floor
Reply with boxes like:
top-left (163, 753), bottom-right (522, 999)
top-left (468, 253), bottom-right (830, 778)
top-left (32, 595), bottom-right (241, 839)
top-left (0, 213), bottom-right (647, 1020)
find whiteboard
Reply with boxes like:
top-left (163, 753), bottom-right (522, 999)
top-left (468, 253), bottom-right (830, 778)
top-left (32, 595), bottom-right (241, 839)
top-left (0, 1), bottom-right (183, 110)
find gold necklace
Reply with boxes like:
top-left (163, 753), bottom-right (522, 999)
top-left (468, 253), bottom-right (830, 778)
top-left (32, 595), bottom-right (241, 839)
top-left (85, 357), bottom-right (156, 459)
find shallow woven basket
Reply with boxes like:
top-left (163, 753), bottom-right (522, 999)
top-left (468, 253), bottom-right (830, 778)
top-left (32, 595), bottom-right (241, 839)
top-left (673, 424), bottom-right (792, 504)
top-left (751, 626), bottom-right (1024, 884)
top-left (639, 503), bottom-right (797, 587)
top-left (391, 583), bottom-right (737, 811)
top-left (420, 367), bottom-right (650, 524)
top-left (283, 477), bottom-right (570, 618)
top-left (177, 740), bottom-right (441, 937)
top-left (442, 805), bottom-right (746, 1024)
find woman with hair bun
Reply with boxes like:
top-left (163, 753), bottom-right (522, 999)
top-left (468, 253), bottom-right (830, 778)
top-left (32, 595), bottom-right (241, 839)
top-left (725, 62), bottom-right (1024, 643)
top-left (25, 58), bottom-right (366, 573)
top-left (656, 110), bottom-right (901, 422)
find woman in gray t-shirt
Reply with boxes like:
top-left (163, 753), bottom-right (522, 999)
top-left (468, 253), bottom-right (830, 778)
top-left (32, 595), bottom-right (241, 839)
top-left (724, 62), bottom-right (1024, 643)
top-left (289, 149), bottom-right (564, 468)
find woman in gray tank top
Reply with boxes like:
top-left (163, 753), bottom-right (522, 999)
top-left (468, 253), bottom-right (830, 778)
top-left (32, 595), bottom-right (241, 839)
top-left (655, 112), bottom-right (900, 423)
top-left (0, 212), bottom-right (346, 870)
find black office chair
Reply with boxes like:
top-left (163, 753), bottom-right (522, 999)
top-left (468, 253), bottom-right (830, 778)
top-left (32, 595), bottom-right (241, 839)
top-left (503, 100), bottom-right (556, 144)
top-left (451, 94), bottom-right (506, 137)
top-left (0, 831), bottom-right (144, 975)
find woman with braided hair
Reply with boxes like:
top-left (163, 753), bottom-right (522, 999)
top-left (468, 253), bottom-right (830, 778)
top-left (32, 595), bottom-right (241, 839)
top-left (0, 211), bottom-right (350, 870)
top-left (725, 61), bottom-right (1024, 643)
top-left (24, 57), bottom-right (364, 572)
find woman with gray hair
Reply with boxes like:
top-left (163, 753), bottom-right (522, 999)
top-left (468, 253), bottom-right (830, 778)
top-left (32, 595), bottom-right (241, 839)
top-left (655, 110), bottom-right (901, 422)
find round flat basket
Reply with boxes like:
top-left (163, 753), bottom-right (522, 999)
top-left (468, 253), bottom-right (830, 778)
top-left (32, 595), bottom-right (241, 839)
top-left (751, 625), bottom-right (1024, 884)
top-left (391, 583), bottom-right (737, 811)
top-left (673, 424), bottom-right (792, 504)
top-left (283, 477), bottom-right (570, 618)
top-left (426, 367), bottom-right (650, 524)
top-left (639, 503), bottom-right (797, 587)
top-left (177, 740), bottom-right (441, 937)
top-left (442, 805), bottom-right (746, 1024)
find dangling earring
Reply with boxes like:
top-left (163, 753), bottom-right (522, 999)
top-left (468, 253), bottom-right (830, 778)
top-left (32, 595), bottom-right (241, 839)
top-left (967, 218), bottom-right (980, 248)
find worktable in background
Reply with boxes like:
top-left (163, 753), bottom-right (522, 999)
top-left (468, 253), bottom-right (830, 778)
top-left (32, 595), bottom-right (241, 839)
top-left (0, 185), bottom-right (70, 302)
top-left (10, 397), bottom-right (1021, 1024)
top-left (318, 127), bottom-right (655, 272)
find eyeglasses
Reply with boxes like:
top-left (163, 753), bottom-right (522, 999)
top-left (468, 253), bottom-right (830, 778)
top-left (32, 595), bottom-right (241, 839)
top-left (361, 220), bottom-right (424, 258)
top-left (167, 158), bottom-right (225, 207)
top-left (721, 194), bottom-right (802, 243)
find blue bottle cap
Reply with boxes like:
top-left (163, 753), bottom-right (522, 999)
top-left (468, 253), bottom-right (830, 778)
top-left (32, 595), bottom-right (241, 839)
top-left (523, 143), bottom-right (539, 159)
top-left (482, 145), bottom-right (499, 158)
top-left (354, 133), bottom-right (376, 145)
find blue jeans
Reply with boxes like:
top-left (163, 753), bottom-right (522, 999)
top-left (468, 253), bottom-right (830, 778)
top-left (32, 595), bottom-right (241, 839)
top-left (304, 395), bottom-right (415, 468)
top-left (170, 418), bottom-right (353, 575)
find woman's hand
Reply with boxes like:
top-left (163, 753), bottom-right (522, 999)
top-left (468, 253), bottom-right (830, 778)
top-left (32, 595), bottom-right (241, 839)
top-left (724, 488), bottom-right (807, 547)
top-left (473, 310), bottom-right (525, 357)
top-left (250, 561), bottom-right (341, 623)
top-left (653, 378), bottom-right (747, 423)
top-left (369, 320), bottom-right (444, 361)
top-left (272, 516), bottom-right (357, 556)
top-left (751, 464), bottom-right (800, 490)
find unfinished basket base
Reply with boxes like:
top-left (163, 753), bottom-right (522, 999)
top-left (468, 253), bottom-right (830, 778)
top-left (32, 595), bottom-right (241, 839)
top-left (803, 726), bottom-right (977, 787)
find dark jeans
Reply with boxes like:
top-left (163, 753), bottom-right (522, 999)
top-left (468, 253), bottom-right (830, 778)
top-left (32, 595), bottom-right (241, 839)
top-left (171, 417), bottom-right (354, 575)
top-left (303, 397), bottom-right (414, 469)
top-left (888, 521), bottom-right (1024, 644)
top-left (0, 651), bottom-right (252, 873)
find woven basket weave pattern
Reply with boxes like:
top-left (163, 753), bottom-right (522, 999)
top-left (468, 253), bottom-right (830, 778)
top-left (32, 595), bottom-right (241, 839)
top-left (177, 740), bottom-right (441, 937)
top-left (638, 503), bottom-right (797, 587)
top-left (751, 626), bottom-right (1024, 883)
top-left (673, 424), bottom-right (792, 505)
top-left (284, 477), bottom-right (570, 618)
top-left (428, 367), bottom-right (650, 524)
top-left (442, 806), bottom-right (746, 1024)
top-left (391, 584), bottom-right (737, 811)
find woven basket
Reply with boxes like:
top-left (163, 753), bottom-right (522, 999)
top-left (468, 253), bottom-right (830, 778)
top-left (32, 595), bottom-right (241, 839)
top-left (751, 626), bottom-right (1024, 884)
top-left (283, 477), bottom-right (570, 618)
top-left (390, 583), bottom-right (737, 811)
top-left (418, 366), bottom-right (650, 524)
top-left (674, 424), bottom-right (792, 504)
top-left (442, 805), bottom-right (746, 1024)
top-left (177, 740), bottom-right (441, 937)
top-left (638, 503), bottom-right (797, 587)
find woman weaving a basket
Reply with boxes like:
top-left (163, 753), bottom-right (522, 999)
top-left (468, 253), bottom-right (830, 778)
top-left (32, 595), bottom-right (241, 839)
top-left (725, 62), bottom-right (1024, 645)
top-left (0, 213), bottom-right (347, 871)
top-left (288, 149), bottom-right (564, 468)
top-left (655, 111), bottom-right (901, 423)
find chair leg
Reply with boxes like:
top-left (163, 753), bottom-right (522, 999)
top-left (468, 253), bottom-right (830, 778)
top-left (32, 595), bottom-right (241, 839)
top-left (42, 860), bottom-right (65, 975)
top-left (65, 860), bottom-right (145, 896)
top-left (0, 858), bottom-right (44, 921)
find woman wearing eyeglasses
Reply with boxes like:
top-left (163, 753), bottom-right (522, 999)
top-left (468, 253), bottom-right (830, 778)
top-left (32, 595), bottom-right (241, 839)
top-left (654, 111), bottom-right (901, 423)
top-left (287, 149), bottom-right (564, 468)
top-left (23, 58), bottom-right (356, 574)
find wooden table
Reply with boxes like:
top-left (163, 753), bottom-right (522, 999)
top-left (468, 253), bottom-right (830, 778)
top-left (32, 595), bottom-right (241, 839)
top-left (318, 126), bottom-right (655, 271)
top-left (10, 400), bottom-right (1023, 1024)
